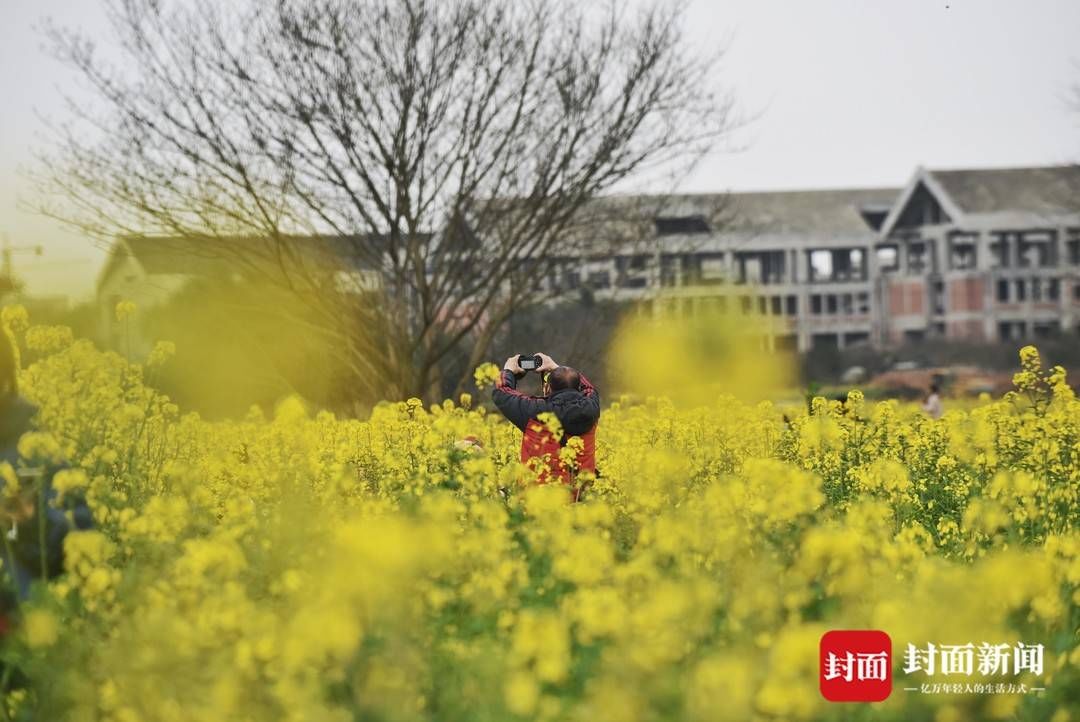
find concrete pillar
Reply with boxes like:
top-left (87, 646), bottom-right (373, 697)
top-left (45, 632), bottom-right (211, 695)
top-left (795, 249), bottom-right (812, 353)
top-left (1057, 227), bottom-right (1068, 330)
top-left (974, 231), bottom-right (992, 272)
top-left (927, 235), bottom-right (943, 275)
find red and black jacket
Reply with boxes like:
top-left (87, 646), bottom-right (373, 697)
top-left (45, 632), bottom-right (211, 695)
top-left (492, 369), bottom-right (600, 496)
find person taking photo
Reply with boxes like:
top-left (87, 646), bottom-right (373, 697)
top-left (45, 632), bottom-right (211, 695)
top-left (492, 352), bottom-right (600, 501)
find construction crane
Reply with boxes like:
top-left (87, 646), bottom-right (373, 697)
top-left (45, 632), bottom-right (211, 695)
top-left (0, 233), bottom-right (44, 294)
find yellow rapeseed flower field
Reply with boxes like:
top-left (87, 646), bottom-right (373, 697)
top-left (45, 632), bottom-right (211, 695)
top-left (0, 308), bottom-right (1077, 722)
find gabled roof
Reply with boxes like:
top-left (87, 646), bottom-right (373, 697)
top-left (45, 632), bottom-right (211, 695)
top-left (928, 165), bottom-right (1080, 215)
top-left (879, 164), bottom-right (1080, 238)
top-left (122, 236), bottom-right (244, 276)
top-left (97, 233), bottom-right (417, 291)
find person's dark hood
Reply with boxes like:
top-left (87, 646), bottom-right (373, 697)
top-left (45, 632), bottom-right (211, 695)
top-left (0, 396), bottom-right (37, 446)
top-left (549, 389), bottom-right (598, 437)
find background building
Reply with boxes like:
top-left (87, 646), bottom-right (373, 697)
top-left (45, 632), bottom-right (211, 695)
top-left (564, 164), bottom-right (1080, 352)
top-left (875, 165), bottom-right (1080, 347)
top-left (96, 164), bottom-right (1080, 355)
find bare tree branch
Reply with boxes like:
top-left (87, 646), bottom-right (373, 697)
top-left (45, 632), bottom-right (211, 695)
top-left (31, 0), bottom-right (735, 403)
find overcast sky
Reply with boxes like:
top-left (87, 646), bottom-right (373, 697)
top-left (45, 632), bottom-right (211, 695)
top-left (2, 0), bottom-right (1079, 300)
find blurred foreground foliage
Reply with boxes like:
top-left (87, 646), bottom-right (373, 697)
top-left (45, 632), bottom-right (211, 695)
top-left (0, 308), bottom-right (1077, 722)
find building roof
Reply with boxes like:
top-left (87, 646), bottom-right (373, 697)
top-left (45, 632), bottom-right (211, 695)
top-left (927, 165), bottom-right (1080, 216)
top-left (98, 233), bottom-right (404, 291)
top-left (720, 188), bottom-right (902, 235)
top-left (121, 236), bottom-right (242, 276)
top-left (99, 165), bottom-right (1080, 288)
top-left (577, 187), bottom-right (902, 252)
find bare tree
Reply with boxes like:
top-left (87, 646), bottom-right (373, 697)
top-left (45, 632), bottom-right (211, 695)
top-left (34, 0), bottom-right (734, 403)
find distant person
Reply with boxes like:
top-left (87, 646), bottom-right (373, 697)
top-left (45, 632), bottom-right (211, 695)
top-left (0, 329), bottom-right (92, 629)
top-left (492, 352), bottom-right (600, 500)
top-left (922, 383), bottom-right (943, 420)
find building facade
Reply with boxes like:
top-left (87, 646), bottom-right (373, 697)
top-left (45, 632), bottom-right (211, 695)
top-left (96, 235), bottom-right (382, 354)
top-left (97, 164), bottom-right (1080, 355)
top-left (552, 165), bottom-right (1080, 352)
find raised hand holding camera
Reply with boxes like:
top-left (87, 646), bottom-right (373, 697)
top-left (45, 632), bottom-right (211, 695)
top-left (536, 353), bottom-right (558, 372)
top-left (503, 355), bottom-right (525, 375)
top-left (517, 354), bottom-right (543, 371)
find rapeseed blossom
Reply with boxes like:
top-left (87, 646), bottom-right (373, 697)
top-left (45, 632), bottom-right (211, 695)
top-left (0, 310), bottom-right (1074, 721)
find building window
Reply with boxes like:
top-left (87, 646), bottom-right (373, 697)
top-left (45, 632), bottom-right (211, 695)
top-left (996, 279), bottom-right (1009, 303)
top-left (1015, 279), bottom-right (1026, 302)
top-left (739, 255), bottom-right (761, 284)
top-left (826, 295), bottom-right (838, 314)
top-left (616, 255), bottom-right (650, 289)
top-left (808, 248), bottom-right (866, 282)
top-left (736, 251), bottom-right (785, 285)
top-left (770, 296), bottom-right (782, 315)
top-left (836, 249), bottom-right (864, 281)
top-left (812, 333), bottom-right (839, 349)
top-left (999, 321), bottom-right (1026, 341)
top-left (785, 296), bottom-right (797, 315)
top-left (810, 295), bottom-right (822, 315)
top-left (1018, 231), bottom-right (1056, 268)
top-left (1033, 321), bottom-right (1060, 339)
top-left (655, 215), bottom-right (710, 235)
top-left (681, 255), bottom-right (702, 285)
top-left (948, 232), bottom-right (978, 270)
top-left (1067, 229), bottom-right (1080, 265)
top-left (808, 250), bottom-right (832, 282)
top-left (587, 270), bottom-right (611, 289)
top-left (876, 245), bottom-right (898, 271)
top-left (856, 292), bottom-right (870, 314)
top-left (907, 242), bottom-right (929, 274)
top-left (659, 255), bottom-right (678, 287)
top-left (990, 233), bottom-right (1010, 268)
top-left (1048, 279), bottom-right (1060, 301)
top-left (699, 254), bottom-right (726, 283)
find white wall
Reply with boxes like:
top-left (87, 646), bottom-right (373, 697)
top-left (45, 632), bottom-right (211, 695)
top-left (97, 258), bottom-right (192, 358)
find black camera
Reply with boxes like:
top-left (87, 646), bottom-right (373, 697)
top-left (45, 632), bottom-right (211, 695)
top-left (518, 353), bottom-right (542, 371)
